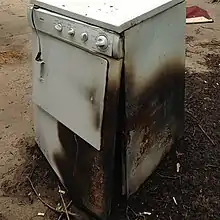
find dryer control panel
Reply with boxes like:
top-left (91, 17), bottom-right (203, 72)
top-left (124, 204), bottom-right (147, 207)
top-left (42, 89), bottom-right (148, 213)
top-left (28, 6), bottom-right (123, 59)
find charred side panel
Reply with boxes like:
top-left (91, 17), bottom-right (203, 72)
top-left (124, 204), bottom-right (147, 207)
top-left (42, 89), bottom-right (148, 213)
top-left (53, 59), bottom-right (122, 219)
top-left (125, 63), bottom-right (185, 194)
top-left (124, 2), bottom-right (186, 195)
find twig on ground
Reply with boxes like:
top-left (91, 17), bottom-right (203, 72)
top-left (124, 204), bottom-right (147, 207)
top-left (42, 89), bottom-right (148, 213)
top-left (29, 163), bottom-right (37, 179)
top-left (126, 207), bottom-right (131, 220)
top-left (27, 177), bottom-right (78, 218)
top-left (157, 173), bottom-right (179, 179)
top-left (57, 201), bottom-right (73, 220)
top-left (205, 164), bottom-right (219, 169)
top-left (58, 186), bottom-right (70, 220)
top-left (127, 206), bottom-right (149, 220)
top-left (185, 109), bottom-right (215, 146)
top-left (127, 206), bottom-right (137, 216)
top-left (172, 197), bottom-right (178, 205)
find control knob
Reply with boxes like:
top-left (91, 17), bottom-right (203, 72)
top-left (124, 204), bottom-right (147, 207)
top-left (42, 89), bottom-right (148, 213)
top-left (68, 28), bottom-right (75, 36)
top-left (81, 32), bottom-right (88, 42)
top-left (54, 24), bottom-right (63, 32)
top-left (96, 35), bottom-right (108, 50)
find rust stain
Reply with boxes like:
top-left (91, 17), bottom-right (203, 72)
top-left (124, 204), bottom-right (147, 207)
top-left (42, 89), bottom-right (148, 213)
top-left (125, 60), bottom-right (185, 192)
top-left (137, 126), bottom-right (154, 164)
top-left (88, 155), bottom-right (105, 214)
top-left (0, 51), bottom-right (24, 65)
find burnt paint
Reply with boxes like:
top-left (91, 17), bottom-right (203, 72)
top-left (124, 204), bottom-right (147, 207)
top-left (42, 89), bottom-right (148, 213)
top-left (85, 87), bottom-right (101, 130)
top-left (53, 60), bottom-right (185, 218)
top-left (126, 62), bottom-right (185, 133)
top-left (54, 80), bottom-right (121, 219)
top-left (125, 61), bottom-right (185, 194)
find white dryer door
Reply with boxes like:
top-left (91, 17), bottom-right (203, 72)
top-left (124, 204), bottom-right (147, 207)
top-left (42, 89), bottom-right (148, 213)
top-left (32, 33), bottom-right (108, 150)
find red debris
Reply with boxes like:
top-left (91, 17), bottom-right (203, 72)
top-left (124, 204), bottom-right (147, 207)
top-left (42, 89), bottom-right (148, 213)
top-left (186, 6), bottom-right (213, 24)
top-left (186, 6), bottom-right (211, 19)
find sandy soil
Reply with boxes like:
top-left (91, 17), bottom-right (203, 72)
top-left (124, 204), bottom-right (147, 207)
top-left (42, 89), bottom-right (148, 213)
top-left (0, 0), bottom-right (219, 220)
top-left (0, 0), bottom-right (60, 219)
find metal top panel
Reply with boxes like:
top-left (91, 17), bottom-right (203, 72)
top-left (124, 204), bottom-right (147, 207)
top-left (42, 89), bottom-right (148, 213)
top-left (30, 0), bottom-right (184, 33)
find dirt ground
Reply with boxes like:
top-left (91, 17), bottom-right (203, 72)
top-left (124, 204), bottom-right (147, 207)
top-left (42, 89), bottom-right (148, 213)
top-left (0, 0), bottom-right (220, 220)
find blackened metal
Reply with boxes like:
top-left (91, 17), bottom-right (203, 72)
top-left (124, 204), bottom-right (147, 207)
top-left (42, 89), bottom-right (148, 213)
top-left (109, 64), bottom-right (128, 220)
top-left (54, 80), bottom-right (121, 219)
top-left (126, 63), bottom-right (184, 136)
top-left (125, 61), bottom-right (185, 194)
top-left (114, 64), bottom-right (128, 196)
top-left (54, 59), bottom-right (185, 218)
top-left (86, 87), bottom-right (101, 130)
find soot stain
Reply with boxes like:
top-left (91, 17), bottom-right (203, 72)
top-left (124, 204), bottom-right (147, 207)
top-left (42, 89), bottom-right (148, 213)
top-left (125, 61), bottom-right (185, 189)
top-left (54, 80), bottom-right (121, 219)
top-left (126, 61), bottom-right (185, 136)
top-left (86, 87), bottom-right (101, 130)
top-left (53, 59), bottom-right (185, 218)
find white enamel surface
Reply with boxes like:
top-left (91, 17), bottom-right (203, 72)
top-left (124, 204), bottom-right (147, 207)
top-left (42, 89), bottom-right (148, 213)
top-left (32, 31), bottom-right (108, 150)
top-left (30, 0), bottom-right (184, 32)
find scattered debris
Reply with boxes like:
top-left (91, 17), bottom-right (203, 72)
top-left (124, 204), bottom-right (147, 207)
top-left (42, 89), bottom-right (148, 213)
top-left (186, 6), bottom-right (214, 24)
top-left (58, 188), bottom-right (65, 195)
top-left (157, 173), bottom-right (178, 179)
top-left (57, 201), bottom-right (73, 220)
top-left (27, 177), bottom-right (78, 218)
top-left (176, 151), bottom-right (184, 157)
top-left (204, 97), bottom-right (212, 101)
top-left (127, 206), bottom-right (152, 220)
top-left (56, 203), bottom-right (63, 212)
top-left (172, 197), bottom-right (178, 205)
top-left (176, 163), bottom-right (181, 173)
top-left (139, 211), bottom-right (152, 216)
top-left (185, 109), bottom-right (215, 146)
top-left (37, 213), bottom-right (45, 216)
top-left (58, 186), bottom-right (70, 220)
